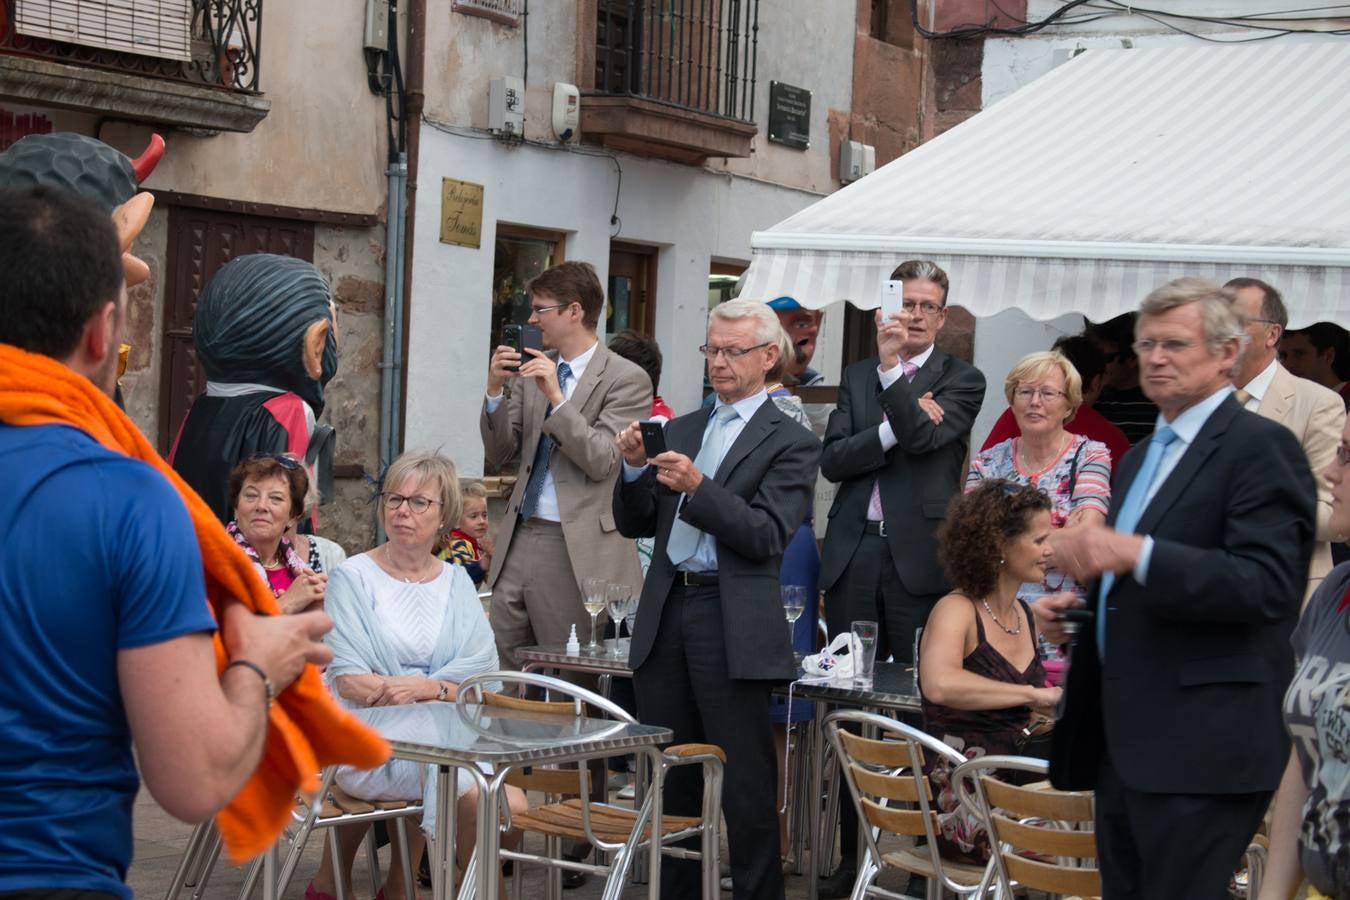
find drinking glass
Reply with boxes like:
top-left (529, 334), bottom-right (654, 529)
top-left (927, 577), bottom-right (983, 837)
top-left (606, 583), bottom-right (634, 657)
top-left (582, 575), bottom-right (608, 651)
top-left (852, 620), bottom-right (879, 686)
top-left (781, 585), bottom-right (808, 642)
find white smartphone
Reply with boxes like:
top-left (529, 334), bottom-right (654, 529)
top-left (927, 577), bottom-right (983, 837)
top-left (880, 280), bottom-right (904, 319)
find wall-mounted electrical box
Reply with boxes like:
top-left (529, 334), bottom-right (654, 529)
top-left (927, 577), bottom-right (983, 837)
top-left (839, 140), bottom-right (876, 184)
top-left (489, 76), bottom-right (525, 135)
top-left (552, 82), bottom-right (580, 142)
top-left (363, 0), bottom-right (389, 51)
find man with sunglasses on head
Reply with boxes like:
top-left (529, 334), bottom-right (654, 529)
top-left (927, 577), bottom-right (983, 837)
top-left (815, 259), bottom-right (985, 896)
top-left (481, 261), bottom-right (651, 678)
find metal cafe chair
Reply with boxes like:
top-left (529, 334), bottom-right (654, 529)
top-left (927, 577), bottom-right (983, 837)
top-left (164, 770), bottom-right (422, 900)
top-left (952, 754), bottom-right (1099, 899)
top-left (823, 709), bottom-right (995, 899)
top-left (456, 670), bottom-right (726, 900)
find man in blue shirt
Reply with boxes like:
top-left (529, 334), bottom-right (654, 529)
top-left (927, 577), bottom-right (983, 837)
top-left (0, 185), bottom-right (334, 900)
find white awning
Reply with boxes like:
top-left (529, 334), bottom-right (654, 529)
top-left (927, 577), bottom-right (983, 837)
top-left (740, 42), bottom-right (1350, 326)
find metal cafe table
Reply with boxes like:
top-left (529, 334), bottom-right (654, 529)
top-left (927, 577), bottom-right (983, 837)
top-left (352, 699), bottom-right (671, 900)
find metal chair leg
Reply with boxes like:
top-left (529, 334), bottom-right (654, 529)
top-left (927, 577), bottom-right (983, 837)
top-left (394, 816), bottom-right (416, 900)
top-left (189, 829), bottom-right (224, 900)
top-left (235, 855), bottom-right (264, 900)
top-left (165, 821), bottom-right (213, 900)
top-left (363, 826), bottom-right (381, 897)
top-left (328, 827), bottom-right (348, 900)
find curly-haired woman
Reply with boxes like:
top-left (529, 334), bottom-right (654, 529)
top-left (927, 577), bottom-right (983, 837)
top-left (917, 480), bottom-right (1064, 862)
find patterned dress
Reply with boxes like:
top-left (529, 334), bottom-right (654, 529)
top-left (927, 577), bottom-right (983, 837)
top-left (920, 597), bottom-right (1048, 863)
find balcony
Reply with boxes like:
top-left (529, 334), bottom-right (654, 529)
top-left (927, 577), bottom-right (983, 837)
top-left (0, 0), bottom-right (270, 133)
top-left (580, 0), bottom-right (759, 164)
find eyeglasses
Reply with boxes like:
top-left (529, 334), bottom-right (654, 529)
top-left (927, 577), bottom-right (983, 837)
top-left (1013, 387), bottom-right (1066, 403)
top-left (900, 300), bottom-right (945, 316)
top-left (1132, 338), bottom-right (1199, 356)
top-left (380, 492), bottom-right (442, 514)
top-left (1336, 444), bottom-right (1350, 467)
top-left (530, 301), bottom-right (574, 316)
top-left (249, 452), bottom-right (302, 471)
top-left (698, 342), bottom-right (769, 360)
top-left (1248, 317), bottom-right (1280, 326)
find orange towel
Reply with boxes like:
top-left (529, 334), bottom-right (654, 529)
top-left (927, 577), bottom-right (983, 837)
top-left (0, 343), bottom-right (389, 862)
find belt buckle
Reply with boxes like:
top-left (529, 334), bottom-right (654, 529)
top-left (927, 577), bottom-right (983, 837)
top-left (877, 520), bottom-right (887, 538)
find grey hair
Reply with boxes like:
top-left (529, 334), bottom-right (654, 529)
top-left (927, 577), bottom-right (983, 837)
top-left (380, 449), bottom-right (462, 532)
top-left (1138, 277), bottom-right (1248, 375)
top-left (709, 298), bottom-right (787, 349)
top-left (890, 259), bottom-right (950, 304)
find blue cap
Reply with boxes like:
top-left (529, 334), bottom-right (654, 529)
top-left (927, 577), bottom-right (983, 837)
top-left (766, 296), bottom-right (802, 311)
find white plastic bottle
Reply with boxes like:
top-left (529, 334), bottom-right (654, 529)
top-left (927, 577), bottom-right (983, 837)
top-left (565, 623), bottom-right (580, 656)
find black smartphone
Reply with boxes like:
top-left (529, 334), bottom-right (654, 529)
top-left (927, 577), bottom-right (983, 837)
top-left (639, 421), bottom-right (667, 459)
top-left (501, 324), bottom-right (544, 372)
top-left (1054, 609), bottom-right (1095, 624)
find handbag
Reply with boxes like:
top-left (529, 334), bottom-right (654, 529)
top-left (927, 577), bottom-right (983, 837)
top-left (801, 632), bottom-right (863, 680)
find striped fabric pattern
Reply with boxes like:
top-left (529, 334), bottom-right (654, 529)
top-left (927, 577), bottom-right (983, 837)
top-left (739, 43), bottom-right (1350, 326)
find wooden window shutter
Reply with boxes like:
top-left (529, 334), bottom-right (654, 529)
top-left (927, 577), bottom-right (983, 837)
top-left (15, 0), bottom-right (192, 62)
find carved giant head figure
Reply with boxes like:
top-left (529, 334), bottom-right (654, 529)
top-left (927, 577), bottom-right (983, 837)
top-left (194, 253), bottom-right (339, 415)
top-left (0, 131), bottom-right (164, 287)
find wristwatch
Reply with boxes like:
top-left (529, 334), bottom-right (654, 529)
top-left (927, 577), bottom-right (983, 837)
top-left (437, 682), bottom-right (449, 702)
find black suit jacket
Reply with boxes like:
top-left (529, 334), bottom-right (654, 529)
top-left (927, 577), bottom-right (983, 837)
top-left (613, 397), bottom-right (821, 681)
top-left (818, 348), bottom-right (986, 596)
top-left (1050, 396), bottom-right (1315, 795)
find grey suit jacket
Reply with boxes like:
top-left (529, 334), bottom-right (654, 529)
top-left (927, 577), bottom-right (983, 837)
top-left (613, 397), bottom-right (821, 681)
top-left (1255, 363), bottom-right (1346, 594)
top-left (818, 348), bottom-right (986, 596)
top-left (481, 341), bottom-right (651, 595)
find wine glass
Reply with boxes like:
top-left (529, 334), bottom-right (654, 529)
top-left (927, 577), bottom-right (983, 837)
top-left (606, 583), bottom-right (633, 657)
top-left (582, 575), bottom-right (607, 652)
top-left (781, 584), bottom-right (808, 643)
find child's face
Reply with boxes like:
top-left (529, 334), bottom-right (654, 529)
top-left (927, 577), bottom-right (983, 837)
top-left (459, 497), bottom-right (490, 540)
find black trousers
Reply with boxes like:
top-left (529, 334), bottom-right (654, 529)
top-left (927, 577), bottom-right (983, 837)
top-left (634, 583), bottom-right (785, 900)
top-left (824, 532), bottom-right (940, 868)
top-left (1095, 755), bottom-right (1269, 899)
top-left (824, 532), bottom-right (938, 666)
top-left (0, 892), bottom-right (119, 900)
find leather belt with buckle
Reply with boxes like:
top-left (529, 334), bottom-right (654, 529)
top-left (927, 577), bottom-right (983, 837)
top-left (863, 520), bottom-right (887, 538)
top-left (676, 571), bottom-right (719, 587)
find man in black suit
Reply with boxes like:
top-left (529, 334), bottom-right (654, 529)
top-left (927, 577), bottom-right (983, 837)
top-left (1045, 278), bottom-right (1315, 899)
top-left (816, 260), bottom-right (984, 897)
top-left (614, 299), bottom-right (820, 900)
top-left (819, 260), bottom-right (986, 665)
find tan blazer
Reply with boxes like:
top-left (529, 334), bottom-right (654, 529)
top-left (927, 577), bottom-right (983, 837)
top-left (480, 341), bottom-right (651, 595)
top-left (1255, 363), bottom-right (1346, 596)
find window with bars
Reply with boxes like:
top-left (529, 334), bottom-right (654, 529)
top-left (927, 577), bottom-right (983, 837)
top-left (15, 0), bottom-right (191, 61)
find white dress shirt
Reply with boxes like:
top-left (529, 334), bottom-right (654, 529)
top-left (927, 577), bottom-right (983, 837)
top-left (1238, 358), bottom-right (1278, 412)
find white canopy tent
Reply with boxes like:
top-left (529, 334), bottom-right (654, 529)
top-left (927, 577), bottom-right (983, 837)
top-left (739, 41), bottom-right (1350, 326)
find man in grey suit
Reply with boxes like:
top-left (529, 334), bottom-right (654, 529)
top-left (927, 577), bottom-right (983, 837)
top-left (1227, 276), bottom-right (1345, 597)
top-left (614, 299), bottom-right (820, 900)
top-left (482, 261), bottom-right (651, 672)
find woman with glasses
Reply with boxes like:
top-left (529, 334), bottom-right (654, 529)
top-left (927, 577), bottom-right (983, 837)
top-left (965, 351), bottom-right (1112, 609)
top-left (226, 453), bottom-right (328, 614)
top-left (918, 480), bottom-right (1063, 864)
top-left (310, 449), bottom-right (525, 900)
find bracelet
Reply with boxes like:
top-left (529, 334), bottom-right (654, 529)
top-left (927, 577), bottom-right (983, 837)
top-left (225, 659), bottom-right (275, 709)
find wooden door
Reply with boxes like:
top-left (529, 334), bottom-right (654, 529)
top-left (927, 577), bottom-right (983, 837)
top-left (158, 205), bottom-right (315, 453)
top-left (607, 242), bottom-right (657, 336)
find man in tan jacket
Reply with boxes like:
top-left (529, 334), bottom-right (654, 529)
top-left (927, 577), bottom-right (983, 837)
top-left (1228, 277), bottom-right (1345, 596)
top-left (481, 261), bottom-right (651, 669)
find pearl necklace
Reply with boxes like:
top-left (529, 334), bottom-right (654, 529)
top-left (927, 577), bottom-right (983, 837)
top-left (981, 598), bottom-right (1022, 636)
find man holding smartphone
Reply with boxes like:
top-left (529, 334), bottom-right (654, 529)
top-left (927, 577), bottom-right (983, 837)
top-left (816, 259), bottom-right (985, 897)
top-left (481, 261), bottom-right (651, 684)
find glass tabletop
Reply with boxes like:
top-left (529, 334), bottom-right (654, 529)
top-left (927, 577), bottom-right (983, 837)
top-left (352, 701), bottom-right (671, 766)
top-left (781, 661), bottom-right (920, 712)
top-left (517, 644), bottom-right (633, 675)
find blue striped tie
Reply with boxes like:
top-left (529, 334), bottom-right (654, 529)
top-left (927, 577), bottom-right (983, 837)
top-left (666, 405), bottom-right (740, 566)
top-left (1096, 424), bottom-right (1177, 657)
top-left (518, 361), bottom-right (571, 520)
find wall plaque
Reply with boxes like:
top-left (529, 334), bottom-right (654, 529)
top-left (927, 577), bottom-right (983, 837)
top-left (767, 81), bottom-right (811, 150)
top-left (439, 177), bottom-right (484, 248)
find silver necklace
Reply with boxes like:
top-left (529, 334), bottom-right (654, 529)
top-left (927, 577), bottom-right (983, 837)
top-left (981, 598), bottom-right (1022, 635)
top-left (382, 546), bottom-right (436, 584)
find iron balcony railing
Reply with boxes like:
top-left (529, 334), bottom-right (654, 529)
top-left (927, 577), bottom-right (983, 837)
top-left (0, 0), bottom-right (263, 92)
top-left (595, 0), bottom-right (758, 123)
